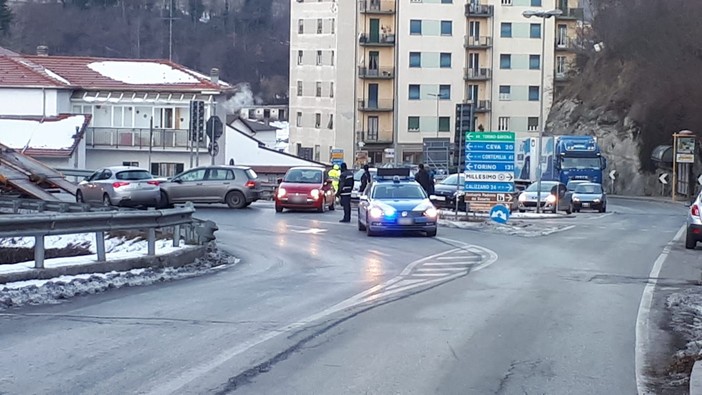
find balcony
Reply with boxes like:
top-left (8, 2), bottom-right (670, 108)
top-left (356, 130), bottom-right (393, 144)
top-left (465, 3), bottom-right (493, 18)
top-left (357, 99), bottom-right (394, 112)
top-left (86, 128), bottom-right (203, 150)
top-left (464, 68), bottom-right (492, 81)
top-left (358, 0), bottom-right (395, 14)
top-left (554, 71), bottom-right (573, 82)
top-left (473, 100), bottom-right (491, 113)
top-left (556, 7), bottom-right (584, 20)
top-left (555, 36), bottom-right (575, 51)
top-left (464, 35), bottom-right (492, 49)
top-left (358, 66), bottom-right (395, 79)
top-left (359, 33), bottom-right (396, 47)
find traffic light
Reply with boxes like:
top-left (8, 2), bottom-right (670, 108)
top-left (189, 100), bottom-right (205, 142)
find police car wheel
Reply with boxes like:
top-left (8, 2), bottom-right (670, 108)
top-left (426, 229), bottom-right (437, 237)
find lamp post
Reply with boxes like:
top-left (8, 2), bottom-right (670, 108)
top-left (522, 8), bottom-right (562, 213)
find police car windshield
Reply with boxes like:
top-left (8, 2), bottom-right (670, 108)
top-left (372, 184), bottom-right (426, 200)
top-left (283, 169), bottom-right (323, 184)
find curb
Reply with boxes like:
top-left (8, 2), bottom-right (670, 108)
top-left (691, 360), bottom-right (702, 395)
top-left (438, 213), bottom-right (573, 221)
top-left (610, 195), bottom-right (689, 206)
top-left (0, 245), bottom-right (207, 284)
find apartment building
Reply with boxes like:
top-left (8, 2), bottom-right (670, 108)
top-left (288, 0), bottom-right (356, 164)
top-left (289, 0), bottom-right (582, 166)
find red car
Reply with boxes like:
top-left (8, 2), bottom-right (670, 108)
top-left (275, 166), bottom-right (336, 213)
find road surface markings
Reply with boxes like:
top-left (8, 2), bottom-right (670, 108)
top-left (635, 224), bottom-right (686, 395)
top-left (142, 243), bottom-right (498, 395)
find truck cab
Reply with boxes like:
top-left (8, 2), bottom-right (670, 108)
top-left (554, 136), bottom-right (606, 185)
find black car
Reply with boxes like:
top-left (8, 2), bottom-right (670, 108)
top-left (430, 174), bottom-right (466, 211)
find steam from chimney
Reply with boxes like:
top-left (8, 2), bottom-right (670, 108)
top-left (36, 45), bottom-right (49, 56)
top-left (222, 83), bottom-right (255, 115)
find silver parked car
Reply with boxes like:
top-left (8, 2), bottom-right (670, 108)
top-left (572, 182), bottom-right (607, 212)
top-left (686, 191), bottom-right (702, 249)
top-left (159, 165), bottom-right (262, 209)
top-left (76, 166), bottom-right (160, 207)
top-left (517, 181), bottom-right (573, 214)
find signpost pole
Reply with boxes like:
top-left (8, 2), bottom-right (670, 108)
top-left (673, 133), bottom-right (677, 201)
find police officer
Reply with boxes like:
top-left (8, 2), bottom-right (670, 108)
top-left (329, 164), bottom-right (341, 193)
top-left (337, 162), bottom-right (354, 223)
top-left (359, 164), bottom-right (372, 195)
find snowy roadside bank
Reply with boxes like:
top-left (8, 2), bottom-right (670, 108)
top-left (0, 245), bottom-right (239, 309)
top-left (439, 218), bottom-right (575, 238)
top-left (438, 209), bottom-right (573, 221)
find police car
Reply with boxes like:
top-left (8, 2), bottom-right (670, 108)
top-left (357, 168), bottom-right (438, 237)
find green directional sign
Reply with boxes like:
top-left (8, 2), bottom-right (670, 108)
top-left (465, 131), bottom-right (516, 142)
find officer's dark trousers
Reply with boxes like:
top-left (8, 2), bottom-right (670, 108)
top-left (341, 195), bottom-right (351, 221)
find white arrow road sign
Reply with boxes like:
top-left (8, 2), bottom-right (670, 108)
top-left (698, 174), bottom-right (702, 185)
top-left (659, 173), bottom-right (669, 185)
top-left (465, 172), bottom-right (514, 182)
top-left (609, 170), bottom-right (617, 181)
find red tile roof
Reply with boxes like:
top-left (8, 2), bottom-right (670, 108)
top-left (0, 51), bottom-right (229, 92)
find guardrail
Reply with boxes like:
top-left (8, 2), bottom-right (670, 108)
top-left (0, 196), bottom-right (108, 213)
top-left (0, 203), bottom-right (216, 269)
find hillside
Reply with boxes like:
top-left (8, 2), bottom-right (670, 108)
top-left (0, 0), bottom-right (289, 102)
top-left (546, 0), bottom-right (702, 195)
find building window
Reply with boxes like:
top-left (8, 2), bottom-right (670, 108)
top-left (317, 18), bottom-right (323, 34)
top-left (502, 0), bottom-right (513, 5)
top-left (316, 51), bottom-right (322, 65)
top-left (438, 116), bottom-right (450, 132)
top-left (408, 116), bottom-right (420, 132)
top-left (410, 20), bottom-right (422, 35)
top-left (439, 85), bottom-right (451, 100)
top-left (409, 52), bottom-right (421, 68)
top-left (151, 162), bottom-right (184, 177)
top-left (298, 19), bottom-right (304, 34)
top-left (315, 113), bottom-right (321, 128)
top-left (409, 85), bottom-right (420, 100)
top-left (500, 23), bottom-right (512, 38)
top-left (441, 0), bottom-right (452, 3)
top-left (123, 161), bottom-right (138, 167)
top-left (530, 23), bottom-right (541, 38)
top-left (296, 112), bottom-right (302, 127)
top-left (500, 54), bottom-right (511, 69)
top-left (440, 53), bottom-right (451, 68)
top-left (529, 55), bottom-right (541, 70)
top-left (531, 0), bottom-right (542, 6)
top-left (330, 81), bottom-right (334, 98)
top-left (331, 18), bottom-right (335, 34)
top-left (331, 50), bottom-right (335, 66)
top-left (440, 21), bottom-right (452, 36)
top-left (528, 117), bottom-right (539, 131)
top-left (499, 85), bottom-right (511, 101)
top-left (498, 117), bottom-right (510, 131)
top-left (316, 81), bottom-right (322, 97)
top-left (297, 50), bottom-right (303, 65)
top-left (529, 86), bottom-right (540, 101)
top-left (314, 145), bottom-right (320, 162)
top-left (328, 114), bottom-right (334, 129)
top-left (297, 81), bottom-right (303, 96)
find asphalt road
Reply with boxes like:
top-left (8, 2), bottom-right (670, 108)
top-left (0, 197), bottom-right (690, 394)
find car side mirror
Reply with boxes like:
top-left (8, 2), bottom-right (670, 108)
top-left (277, 178), bottom-right (283, 184)
top-left (173, 178), bottom-right (182, 183)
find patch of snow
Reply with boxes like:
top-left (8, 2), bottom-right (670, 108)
top-left (87, 61), bottom-right (200, 85)
top-left (438, 219), bottom-right (574, 237)
top-left (0, 115), bottom-right (86, 150)
top-left (438, 209), bottom-right (572, 220)
top-left (185, 68), bottom-right (231, 87)
top-left (43, 68), bottom-right (70, 85)
top-left (0, 247), bottom-right (238, 309)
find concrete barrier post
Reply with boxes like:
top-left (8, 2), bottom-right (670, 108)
top-left (34, 235), bottom-right (45, 269)
top-left (147, 228), bottom-right (156, 256)
top-left (173, 225), bottom-right (181, 247)
top-left (95, 231), bottom-right (106, 261)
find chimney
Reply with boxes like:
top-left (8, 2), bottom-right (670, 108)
top-left (210, 68), bottom-right (220, 84)
top-left (36, 45), bottom-right (49, 56)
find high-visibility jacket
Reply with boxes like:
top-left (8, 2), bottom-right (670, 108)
top-left (329, 168), bottom-right (341, 192)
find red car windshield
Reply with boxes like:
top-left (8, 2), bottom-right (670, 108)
top-left (283, 169), bottom-right (323, 184)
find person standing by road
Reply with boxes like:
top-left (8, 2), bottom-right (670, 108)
top-left (415, 164), bottom-right (435, 196)
top-left (337, 162), bottom-right (354, 223)
top-left (359, 164), bottom-right (372, 195)
top-left (328, 164), bottom-right (341, 194)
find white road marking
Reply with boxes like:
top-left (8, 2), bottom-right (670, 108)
top-left (437, 255), bottom-right (479, 260)
top-left (368, 249), bottom-right (390, 257)
top-left (143, 245), bottom-right (497, 395)
top-left (289, 228), bottom-right (327, 234)
top-left (635, 224), bottom-right (686, 395)
top-left (423, 261), bottom-right (476, 266)
top-left (415, 267), bottom-right (467, 272)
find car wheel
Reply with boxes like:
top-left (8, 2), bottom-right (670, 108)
top-left (76, 190), bottom-right (84, 203)
top-left (102, 194), bottom-right (112, 207)
top-left (358, 219), bottom-right (366, 231)
top-left (566, 205), bottom-right (573, 215)
top-left (159, 191), bottom-right (172, 209)
top-left (519, 209), bottom-right (526, 213)
top-left (275, 204), bottom-right (284, 213)
top-left (685, 229), bottom-right (697, 249)
top-left (225, 191), bottom-right (246, 209)
top-left (426, 228), bottom-right (437, 237)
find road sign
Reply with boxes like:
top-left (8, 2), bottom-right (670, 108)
top-left (465, 172), bottom-right (514, 182)
top-left (465, 152), bottom-right (515, 162)
top-left (464, 192), bottom-right (514, 203)
top-left (676, 153), bottom-right (694, 163)
top-left (465, 142), bottom-right (515, 152)
top-left (609, 170), bottom-right (617, 180)
top-left (465, 182), bottom-right (515, 193)
top-left (659, 173), bottom-right (668, 184)
top-left (466, 132), bottom-right (515, 141)
top-left (206, 115), bottom-right (223, 141)
top-left (330, 149), bottom-right (344, 165)
top-left (208, 141), bottom-right (219, 156)
top-left (464, 131), bottom-right (515, 197)
top-left (490, 205), bottom-right (511, 224)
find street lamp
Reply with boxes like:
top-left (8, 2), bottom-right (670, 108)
top-left (427, 92), bottom-right (447, 138)
top-left (522, 8), bottom-right (562, 213)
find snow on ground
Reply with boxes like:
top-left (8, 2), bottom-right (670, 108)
top-left (439, 218), bottom-right (574, 238)
top-left (87, 61), bottom-right (200, 85)
top-left (0, 246), bottom-right (238, 309)
top-left (0, 115), bottom-right (87, 150)
top-left (660, 288), bottom-right (702, 390)
top-left (439, 209), bottom-right (571, 220)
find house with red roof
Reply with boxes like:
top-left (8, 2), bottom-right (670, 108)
top-left (0, 45), bottom-right (232, 177)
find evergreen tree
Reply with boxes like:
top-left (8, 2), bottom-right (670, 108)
top-left (0, 0), bottom-right (12, 36)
